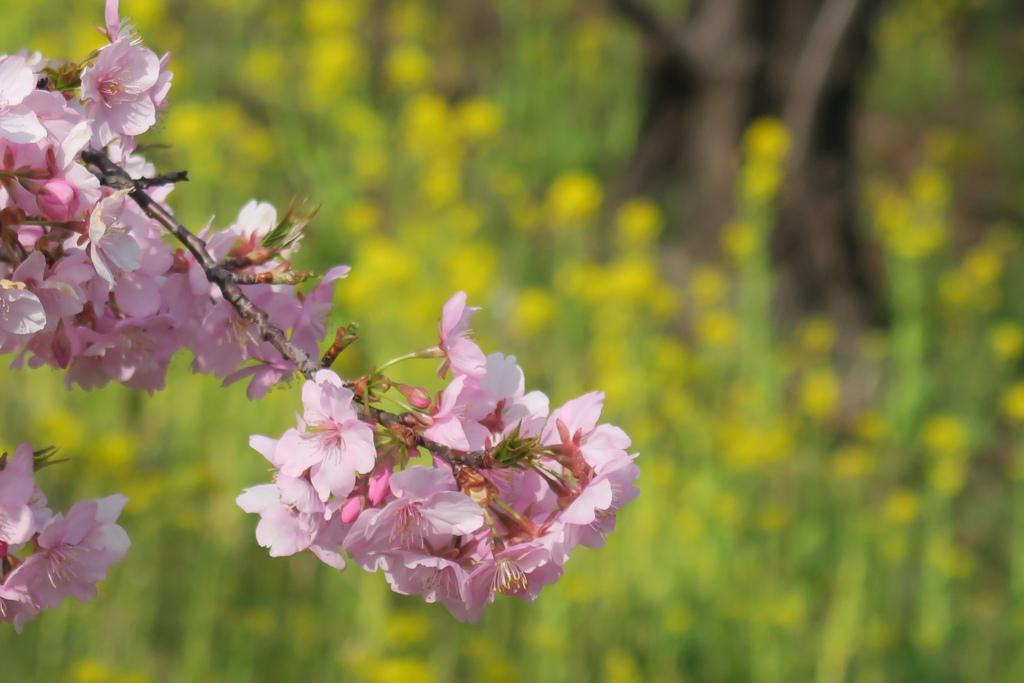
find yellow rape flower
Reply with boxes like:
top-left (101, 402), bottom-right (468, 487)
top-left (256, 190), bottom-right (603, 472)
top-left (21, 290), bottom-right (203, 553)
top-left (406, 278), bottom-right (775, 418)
top-left (606, 256), bottom-right (659, 303)
top-left (697, 309), bottom-right (739, 348)
top-left (615, 197), bottom-right (663, 249)
top-left (338, 103), bottom-right (386, 142)
top-left (420, 160), bottom-right (461, 207)
top-left (547, 171), bottom-right (603, 228)
top-left (921, 415), bottom-right (969, 455)
top-left (831, 445), bottom-right (876, 480)
top-left (402, 94), bottom-right (455, 155)
top-left (512, 288), bottom-right (557, 337)
top-left (910, 166), bottom-right (951, 208)
top-left (90, 432), bottom-right (139, 479)
top-left (800, 368), bottom-right (840, 419)
top-left (357, 658), bottom-right (434, 683)
top-left (304, 0), bottom-right (365, 34)
top-left (444, 243), bottom-right (497, 298)
top-left (963, 245), bottom-right (1003, 286)
top-left (929, 458), bottom-right (966, 496)
top-left (797, 316), bottom-right (838, 353)
top-left (305, 37), bottom-right (365, 99)
top-left (721, 220), bottom-right (761, 259)
top-left (854, 410), bottom-right (889, 441)
top-left (883, 489), bottom-right (921, 524)
top-left (386, 44), bottom-right (432, 91)
top-left (70, 659), bottom-right (114, 683)
top-left (604, 651), bottom-right (643, 683)
top-left (741, 160), bottom-right (784, 201)
top-left (384, 611), bottom-right (431, 645)
top-left (242, 47), bottom-right (283, 89)
top-left (689, 266), bottom-right (727, 307)
top-left (1002, 384), bottom-right (1024, 423)
top-left (32, 408), bottom-right (85, 454)
top-left (990, 322), bottom-right (1024, 361)
top-left (352, 146), bottom-right (389, 188)
top-left (744, 117), bottom-right (792, 162)
top-left (456, 97), bottom-right (504, 141)
top-left (340, 201), bottom-right (382, 235)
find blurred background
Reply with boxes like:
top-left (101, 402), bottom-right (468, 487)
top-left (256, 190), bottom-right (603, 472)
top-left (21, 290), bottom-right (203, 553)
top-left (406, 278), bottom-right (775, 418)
top-left (2, 0), bottom-right (1024, 680)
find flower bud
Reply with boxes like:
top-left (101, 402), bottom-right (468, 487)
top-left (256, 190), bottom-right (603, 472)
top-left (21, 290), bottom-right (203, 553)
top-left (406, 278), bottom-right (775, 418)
top-left (394, 382), bottom-right (431, 409)
top-left (37, 179), bottom-right (80, 222)
top-left (368, 468), bottom-right (391, 505)
top-left (340, 494), bottom-right (363, 524)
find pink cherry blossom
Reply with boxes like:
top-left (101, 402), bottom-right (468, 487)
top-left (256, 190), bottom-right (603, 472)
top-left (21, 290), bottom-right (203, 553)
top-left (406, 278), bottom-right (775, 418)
top-left (66, 314), bottom-right (181, 393)
top-left (84, 191), bottom-right (143, 287)
top-left (0, 55), bottom-right (46, 143)
top-left (460, 540), bottom-right (564, 623)
top-left (13, 251), bottom-right (90, 333)
top-left (276, 370), bottom-right (377, 502)
top-left (0, 583), bottom-right (41, 633)
top-left (0, 280), bottom-right (45, 338)
top-left (423, 375), bottom-right (491, 451)
top-left (385, 552), bottom-right (470, 615)
top-left (560, 457), bottom-right (640, 550)
top-left (237, 482), bottom-right (327, 559)
top-left (436, 291), bottom-right (486, 379)
top-left (36, 179), bottom-right (81, 222)
top-left (0, 444), bottom-right (37, 546)
top-left (344, 466), bottom-right (484, 571)
top-left (81, 37), bottom-right (162, 145)
top-left (2, 495), bottom-right (129, 611)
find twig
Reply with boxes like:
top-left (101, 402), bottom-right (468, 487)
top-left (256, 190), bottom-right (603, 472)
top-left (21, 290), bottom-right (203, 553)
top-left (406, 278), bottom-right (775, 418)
top-left (81, 149), bottom-right (500, 469)
top-left (135, 170), bottom-right (189, 189)
top-left (82, 149), bottom-right (321, 379)
top-left (321, 325), bottom-right (359, 369)
top-left (228, 270), bottom-right (313, 285)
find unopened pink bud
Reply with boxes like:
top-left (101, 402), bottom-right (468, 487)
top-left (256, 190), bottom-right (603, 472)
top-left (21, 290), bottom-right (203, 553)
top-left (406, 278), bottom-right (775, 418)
top-left (368, 468), bottom-right (391, 505)
top-left (395, 382), bottom-right (431, 409)
top-left (37, 179), bottom-right (80, 222)
top-left (340, 495), bottom-right (363, 524)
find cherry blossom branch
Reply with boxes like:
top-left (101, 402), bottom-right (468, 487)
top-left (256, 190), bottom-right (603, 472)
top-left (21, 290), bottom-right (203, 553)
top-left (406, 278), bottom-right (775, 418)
top-left (81, 149), bottom-right (321, 379)
top-left (81, 149), bottom-right (499, 470)
top-left (134, 170), bottom-right (189, 189)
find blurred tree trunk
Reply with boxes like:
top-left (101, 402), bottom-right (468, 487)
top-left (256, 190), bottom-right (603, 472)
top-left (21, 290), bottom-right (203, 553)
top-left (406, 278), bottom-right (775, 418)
top-left (610, 0), bottom-right (886, 327)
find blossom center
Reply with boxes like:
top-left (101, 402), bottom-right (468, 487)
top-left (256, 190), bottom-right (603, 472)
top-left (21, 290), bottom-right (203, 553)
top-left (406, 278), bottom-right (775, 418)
top-left (45, 543), bottom-right (82, 588)
top-left (390, 503), bottom-right (428, 549)
top-left (493, 558), bottom-right (527, 595)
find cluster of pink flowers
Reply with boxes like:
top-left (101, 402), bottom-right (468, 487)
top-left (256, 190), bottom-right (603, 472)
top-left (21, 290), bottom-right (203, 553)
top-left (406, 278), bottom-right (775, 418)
top-left (1, 1), bottom-right (641, 629)
top-left (238, 293), bottom-right (640, 622)
top-left (1, 2), bottom-right (341, 398)
top-left (0, 444), bottom-right (129, 631)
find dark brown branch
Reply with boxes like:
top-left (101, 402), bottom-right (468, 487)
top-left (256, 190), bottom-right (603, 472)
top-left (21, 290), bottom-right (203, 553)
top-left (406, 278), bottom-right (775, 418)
top-left (321, 324), bottom-right (359, 369)
top-left (82, 149), bottom-right (321, 379)
top-left (81, 149), bottom-right (501, 469)
top-left (228, 270), bottom-right (313, 285)
top-left (134, 170), bottom-right (189, 189)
